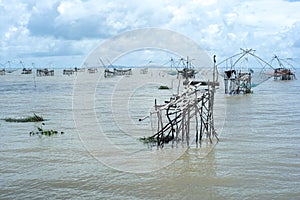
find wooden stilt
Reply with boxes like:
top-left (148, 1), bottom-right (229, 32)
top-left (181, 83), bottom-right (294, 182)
top-left (140, 56), bottom-right (219, 147)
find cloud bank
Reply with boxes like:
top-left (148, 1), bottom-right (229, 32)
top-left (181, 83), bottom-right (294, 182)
top-left (0, 0), bottom-right (300, 67)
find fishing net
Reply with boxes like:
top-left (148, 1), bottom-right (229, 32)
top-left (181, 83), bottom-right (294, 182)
top-left (217, 48), bottom-right (274, 88)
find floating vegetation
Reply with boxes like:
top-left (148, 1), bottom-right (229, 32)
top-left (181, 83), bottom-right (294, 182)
top-left (29, 123), bottom-right (64, 137)
top-left (139, 136), bottom-right (157, 144)
top-left (158, 85), bottom-right (169, 90)
top-left (139, 135), bottom-right (174, 144)
top-left (3, 113), bottom-right (44, 123)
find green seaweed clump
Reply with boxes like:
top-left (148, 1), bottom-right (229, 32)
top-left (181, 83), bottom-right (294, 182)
top-left (158, 85), bottom-right (169, 90)
top-left (139, 134), bottom-right (176, 145)
top-left (139, 136), bottom-right (157, 144)
top-left (29, 123), bottom-right (64, 137)
top-left (4, 113), bottom-right (44, 123)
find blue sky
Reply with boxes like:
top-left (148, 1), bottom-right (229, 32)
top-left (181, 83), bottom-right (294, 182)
top-left (1, 0), bottom-right (300, 68)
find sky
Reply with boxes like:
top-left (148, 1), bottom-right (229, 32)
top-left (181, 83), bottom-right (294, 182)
top-left (1, 0), bottom-right (300, 68)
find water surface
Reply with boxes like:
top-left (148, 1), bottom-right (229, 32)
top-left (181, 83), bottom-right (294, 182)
top-left (0, 69), bottom-right (299, 199)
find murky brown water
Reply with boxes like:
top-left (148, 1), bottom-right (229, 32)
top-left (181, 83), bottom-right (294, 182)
top-left (0, 69), bottom-right (299, 199)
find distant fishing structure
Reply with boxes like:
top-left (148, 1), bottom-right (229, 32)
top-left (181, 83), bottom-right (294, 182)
top-left (139, 68), bottom-right (148, 74)
top-left (0, 68), bottom-right (5, 75)
top-left (176, 57), bottom-right (196, 79)
top-left (21, 68), bottom-right (32, 74)
top-left (140, 56), bottom-right (219, 148)
top-left (63, 68), bottom-right (75, 75)
top-left (269, 55), bottom-right (296, 80)
top-left (160, 57), bottom-right (197, 77)
top-left (0, 61), bottom-right (17, 75)
top-left (81, 62), bottom-right (98, 74)
top-left (20, 61), bottom-right (32, 74)
top-left (36, 68), bottom-right (54, 76)
top-left (218, 48), bottom-right (273, 94)
top-left (87, 68), bottom-right (98, 73)
top-left (99, 58), bottom-right (133, 78)
top-left (104, 68), bottom-right (132, 77)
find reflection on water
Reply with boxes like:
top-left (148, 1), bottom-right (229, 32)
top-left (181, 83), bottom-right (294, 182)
top-left (0, 69), bottom-right (299, 199)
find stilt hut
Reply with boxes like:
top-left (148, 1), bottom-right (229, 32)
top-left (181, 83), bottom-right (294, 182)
top-left (104, 69), bottom-right (114, 77)
top-left (0, 69), bottom-right (5, 75)
top-left (218, 48), bottom-right (272, 94)
top-left (22, 68), bottom-right (32, 74)
top-left (36, 68), bottom-right (54, 76)
top-left (270, 55), bottom-right (296, 80)
top-left (103, 68), bottom-right (133, 77)
top-left (87, 68), bottom-right (98, 73)
top-left (176, 57), bottom-right (196, 79)
top-left (140, 68), bottom-right (148, 74)
top-left (20, 61), bottom-right (32, 74)
top-left (113, 68), bottom-right (132, 76)
top-left (63, 69), bottom-right (75, 75)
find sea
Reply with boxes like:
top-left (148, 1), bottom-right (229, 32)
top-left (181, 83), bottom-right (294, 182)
top-left (0, 68), bottom-right (299, 200)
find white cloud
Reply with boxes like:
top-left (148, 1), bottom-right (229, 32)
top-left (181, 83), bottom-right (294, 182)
top-left (224, 13), bottom-right (238, 26)
top-left (0, 0), bottom-right (300, 67)
top-left (191, 0), bottom-right (217, 6)
top-left (227, 33), bottom-right (236, 41)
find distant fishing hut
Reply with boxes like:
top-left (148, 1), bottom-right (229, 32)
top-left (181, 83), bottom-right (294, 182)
top-left (0, 61), bottom-right (8, 75)
top-left (274, 68), bottom-right (295, 80)
top-left (140, 68), bottom-right (148, 74)
top-left (0, 61), bottom-right (19, 74)
top-left (218, 48), bottom-right (272, 94)
top-left (104, 69), bottom-right (114, 77)
top-left (21, 68), bottom-right (32, 74)
top-left (223, 69), bottom-right (251, 94)
top-left (176, 57), bottom-right (196, 79)
top-left (20, 61), bottom-right (32, 74)
top-left (63, 68), bottom-right (75, 75)
top-left (0, 69), bottom-right (5, 75)
top-left (270, 55), bottom-right (296, 80)
top-left (87, 68), bottom-right (98, 73)
top-left (113, 68), bottom-right (132, 76)
top-left (104, 68), bottom-right (133, 77)
top-left (36, 68), bottom-right (54, 76)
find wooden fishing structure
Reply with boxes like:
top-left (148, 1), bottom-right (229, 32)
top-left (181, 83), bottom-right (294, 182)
top-left (0, 61), bottom-right (6, 75)
top-left (36, 68), bottom-right (54, 76)
top-left (22, 68), bottom-right (32, 74)
top-left (140, 56), bottom-right (219, 147)
top-left (87, 68), bottom-right (98, 73)
top-left (270, 55), bottom-right (296, 80)
top-left (104, 68), bottom-right (133, 77)
top-left (140, 68), bottom-right (148, 74)
top-left (63, 68), bottom-right (75, 75)
top-left (223, 69), bottom-right (251, 94)
top-left (98, 58), bottom-right (133, 78)
top-left (176, 57), bottom-right (196, 79)
top-left (114, 68), bottom-right (132, 76)
top-left (20, 61), bottom-right (32, 74)
top-left (0, 69), bottom-right (5, 75)
top-left (0, 61), bottom-right (16, 75)
top-left (218, 48), bottom-right (273, 94)
top-left (104, 68), bottom-right (115, 77)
